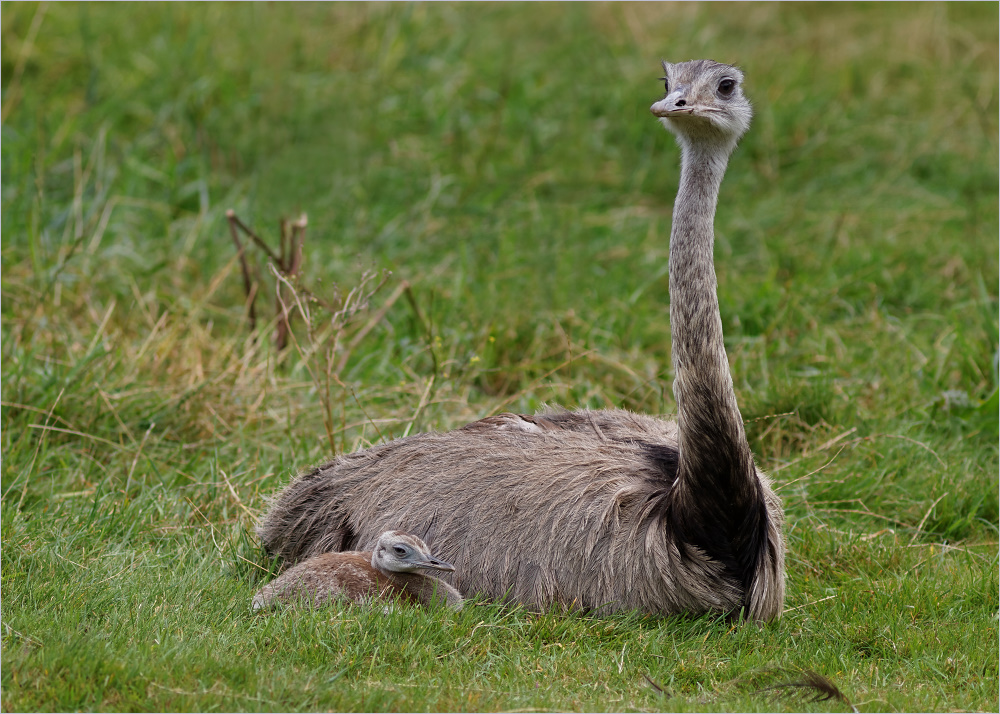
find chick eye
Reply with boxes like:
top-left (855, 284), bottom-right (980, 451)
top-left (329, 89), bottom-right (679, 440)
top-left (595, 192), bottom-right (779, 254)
top-left (660, 76), bottom-right (669, 95)
top-left (718, 78), bottom-right (736, 96)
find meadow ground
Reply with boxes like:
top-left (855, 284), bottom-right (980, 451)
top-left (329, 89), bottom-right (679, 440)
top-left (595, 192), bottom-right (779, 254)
top-left (2, 2), bottom-right (997, 712)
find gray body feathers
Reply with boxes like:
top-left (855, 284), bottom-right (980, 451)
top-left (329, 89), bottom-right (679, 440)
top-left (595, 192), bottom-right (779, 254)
top-left (257, 60), bottom-right (786, 621)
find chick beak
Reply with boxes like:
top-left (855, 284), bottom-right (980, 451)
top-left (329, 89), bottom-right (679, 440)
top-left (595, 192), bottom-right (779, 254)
top-left (415, 554), bottom-right (455, 572)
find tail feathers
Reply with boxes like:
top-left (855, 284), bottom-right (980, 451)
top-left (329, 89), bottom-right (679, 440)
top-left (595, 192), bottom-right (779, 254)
top-left (256, 466), bottom-right (355, 562)
top-left (645, 668), bottom-right (854, 711)
top-left (758, 669), bottom-right (858, 712)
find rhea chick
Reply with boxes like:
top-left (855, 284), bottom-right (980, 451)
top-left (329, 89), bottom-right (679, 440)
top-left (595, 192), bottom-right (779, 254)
top-left (251, 530), bottom-right (464, 611)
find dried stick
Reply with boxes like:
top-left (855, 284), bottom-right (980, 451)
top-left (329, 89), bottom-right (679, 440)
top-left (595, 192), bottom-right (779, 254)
top-left (274, 215), bottom-right (308, 351)
top-left (226, 210), bottom-right (257, 332)
top-left (226, 210), bottom-right (281, 263)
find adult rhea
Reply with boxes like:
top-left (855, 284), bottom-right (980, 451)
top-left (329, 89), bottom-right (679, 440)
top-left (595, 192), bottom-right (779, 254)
top-left (258, 60), bottom-right (785, 621)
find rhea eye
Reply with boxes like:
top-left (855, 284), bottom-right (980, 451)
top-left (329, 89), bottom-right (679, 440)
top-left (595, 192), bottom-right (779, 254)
top-left (393, 546), bottom-right (406, 556)
top-left (660, 76), bottom-right (669, 94)
top-left (718, 78), bottom-right (736, 96)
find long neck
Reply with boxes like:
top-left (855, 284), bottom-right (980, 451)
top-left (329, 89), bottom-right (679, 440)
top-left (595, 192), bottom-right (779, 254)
top-left (668, 141), bottom-right (756, 501)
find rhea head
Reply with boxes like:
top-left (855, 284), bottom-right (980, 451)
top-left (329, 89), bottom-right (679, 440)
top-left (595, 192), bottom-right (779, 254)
top-left (372, 531), bottom-right (456, 573)
top-left (650, 59), bottom-right (752, 149)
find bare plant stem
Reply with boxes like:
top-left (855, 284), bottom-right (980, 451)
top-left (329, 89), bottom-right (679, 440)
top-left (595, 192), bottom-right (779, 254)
top-left (226, 210), bottom-right (257, 332)
top-left (274, 215), bottom-right (307, 351)
top-left (269, 260), bottom-right (390, 455)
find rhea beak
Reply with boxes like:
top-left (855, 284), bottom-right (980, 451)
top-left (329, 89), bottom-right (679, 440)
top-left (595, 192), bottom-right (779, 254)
top-left (416, 555), bottom-right (455, 572)
top-left (650, 90), bottom-right (696, 118)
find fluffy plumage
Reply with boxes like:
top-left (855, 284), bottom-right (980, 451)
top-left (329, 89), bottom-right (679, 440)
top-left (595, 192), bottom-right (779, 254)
top-left (252, 530), bottom-right (463, 611)
top-left (257, 59), bottom-right (786, 621)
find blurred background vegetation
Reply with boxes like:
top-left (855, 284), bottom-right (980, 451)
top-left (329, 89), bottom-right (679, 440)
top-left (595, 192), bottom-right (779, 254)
top-left (2, 2), bottom-right (997, 711)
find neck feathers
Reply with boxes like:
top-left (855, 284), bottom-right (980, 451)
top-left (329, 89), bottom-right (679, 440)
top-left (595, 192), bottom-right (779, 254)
top-left (384, 570), bottom-right (464, 610)
top-left (669, 141), bottom-right (756, 502)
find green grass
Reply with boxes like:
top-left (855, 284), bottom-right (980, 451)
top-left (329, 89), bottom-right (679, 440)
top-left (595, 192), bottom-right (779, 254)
top-left (2, 2), bottom-right (997, 711)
